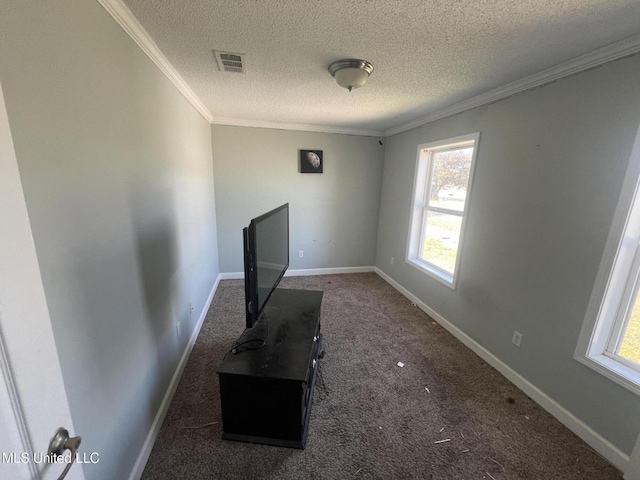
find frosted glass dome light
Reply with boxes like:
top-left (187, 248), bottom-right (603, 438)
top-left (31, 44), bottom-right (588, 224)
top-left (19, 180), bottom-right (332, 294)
top-left (328, 59), bottom-right (374, 92)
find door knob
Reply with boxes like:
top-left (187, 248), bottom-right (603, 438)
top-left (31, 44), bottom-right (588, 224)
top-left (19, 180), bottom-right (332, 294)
top-left (48, 427), bottom-right (82, 480)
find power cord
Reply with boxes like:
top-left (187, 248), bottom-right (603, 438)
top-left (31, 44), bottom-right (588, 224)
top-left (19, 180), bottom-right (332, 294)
top-left (177, 422), bottom-right (218, 430)
top-left (230, 312), bottom-right (269, 354)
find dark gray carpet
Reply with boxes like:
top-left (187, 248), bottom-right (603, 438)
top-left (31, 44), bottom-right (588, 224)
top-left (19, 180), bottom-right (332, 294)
top-left (141, 273), bottom-right (621, 479)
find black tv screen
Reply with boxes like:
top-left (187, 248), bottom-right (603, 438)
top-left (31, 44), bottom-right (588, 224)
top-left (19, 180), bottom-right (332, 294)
top-left (243, 203), bottom-right (289, 328)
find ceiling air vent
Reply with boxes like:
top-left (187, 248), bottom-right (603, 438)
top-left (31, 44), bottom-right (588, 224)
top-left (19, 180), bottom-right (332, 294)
top-left (214, 51), bottom-right (246, 73)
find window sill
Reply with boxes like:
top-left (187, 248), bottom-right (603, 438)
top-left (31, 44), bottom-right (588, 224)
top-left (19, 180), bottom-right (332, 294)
top-left (575, 352), bottom-right (640, 396)
top-left (405, 257), bottom-right (456, 289)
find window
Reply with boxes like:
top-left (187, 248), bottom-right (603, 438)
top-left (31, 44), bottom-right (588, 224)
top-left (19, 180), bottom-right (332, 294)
top-left (406, 133), bottom-right (480, 288)
top-left (576, 124), bottom-right (640, 395)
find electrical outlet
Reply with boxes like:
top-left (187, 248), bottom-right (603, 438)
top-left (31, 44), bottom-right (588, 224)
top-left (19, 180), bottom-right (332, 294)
top-left (299, 250), bottom-right (304, 258)
top-left (176, 321), bottom-right (182, 338)
top-left (390, 257), bottom-right (394, 265)
top-left (512, 330), bottom-right (523, 347)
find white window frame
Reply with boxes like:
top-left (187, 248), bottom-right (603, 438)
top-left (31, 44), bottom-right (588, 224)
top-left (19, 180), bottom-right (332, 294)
top-left (406, 132), bottom-right (480, 289)
top-left (575, 122), bottom-right (640, 396)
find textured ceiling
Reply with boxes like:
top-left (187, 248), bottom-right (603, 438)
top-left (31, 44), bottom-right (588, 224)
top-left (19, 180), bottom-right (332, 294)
top-left (121, 0), bottom-right (640, 135)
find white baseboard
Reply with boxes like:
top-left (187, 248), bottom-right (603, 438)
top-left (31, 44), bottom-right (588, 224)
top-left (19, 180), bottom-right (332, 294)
top-left (128, 275), bottom-right (220, 480)
top-left (286, 266), bottom-right (375, 276)
top-left (219, 266), bottom-right (375, 281)
top-left (374, 267), bottom-right (630, 473)
top-left (218, 272), bottom-right (243, 280)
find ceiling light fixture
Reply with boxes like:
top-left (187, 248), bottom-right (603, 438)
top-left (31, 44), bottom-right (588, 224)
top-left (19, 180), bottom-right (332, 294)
top-left (328, 59), bottom-right (374, 92)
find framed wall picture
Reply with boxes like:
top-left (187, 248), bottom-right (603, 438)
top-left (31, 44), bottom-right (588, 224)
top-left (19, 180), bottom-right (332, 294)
top-left (300, 149), bottom-right (323, 173)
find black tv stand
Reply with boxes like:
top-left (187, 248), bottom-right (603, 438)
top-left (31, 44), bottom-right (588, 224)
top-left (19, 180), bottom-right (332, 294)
top-left (217, 288), bottom-right (323, 449)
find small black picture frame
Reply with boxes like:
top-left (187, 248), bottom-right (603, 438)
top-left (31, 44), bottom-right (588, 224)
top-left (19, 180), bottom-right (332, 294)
top-left (300, 149), bottom-right (323, 173)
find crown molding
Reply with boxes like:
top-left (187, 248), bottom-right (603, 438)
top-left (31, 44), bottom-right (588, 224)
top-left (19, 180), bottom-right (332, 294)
top-left (97, 0), bottom-right (214, 123)
top-left (97, 0), bottom-right (382, 137)
top-left (385, 32), bottom-right (640, 137)
top-left (210, 116), bottom-right (384, 137)
top-left (96, 0), bottom-right (640, 138)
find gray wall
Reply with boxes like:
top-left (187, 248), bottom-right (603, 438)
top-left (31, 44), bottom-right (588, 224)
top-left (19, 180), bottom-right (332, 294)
top-left (0, 2), bottom-right (219, 480)
top-left (375, 54), bottom-right (640, 455)
top-left (3, 0), bottom-right (638, 473)
top-left (211, 125), bottom-right (385, 273)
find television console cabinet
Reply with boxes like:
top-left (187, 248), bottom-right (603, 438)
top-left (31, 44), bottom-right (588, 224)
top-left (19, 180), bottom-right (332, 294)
top-left (217, 288), bottom-right (323, 449)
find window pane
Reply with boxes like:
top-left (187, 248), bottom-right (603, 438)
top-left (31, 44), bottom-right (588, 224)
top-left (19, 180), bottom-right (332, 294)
top-left (428, 147), bottom-right (474, 212)
top-left (618, 294), bottom-right (640, 365)
top-left (420, 211), bottom-right (462, 274)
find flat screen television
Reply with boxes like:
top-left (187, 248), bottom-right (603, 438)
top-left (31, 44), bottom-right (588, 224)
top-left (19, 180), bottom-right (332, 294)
top-left (243, 203), bottom-right (289, 329)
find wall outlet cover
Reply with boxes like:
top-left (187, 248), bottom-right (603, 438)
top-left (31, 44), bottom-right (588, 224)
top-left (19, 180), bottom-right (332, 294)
top-left (512, 330), bottom-right (523, 347)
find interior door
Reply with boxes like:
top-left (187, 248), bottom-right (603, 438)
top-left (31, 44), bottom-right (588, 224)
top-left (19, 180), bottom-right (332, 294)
top-left (0, 81), bottom-right (84, 480)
